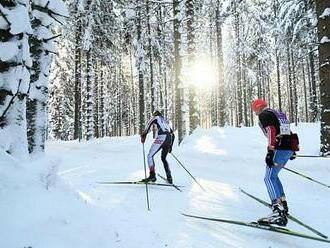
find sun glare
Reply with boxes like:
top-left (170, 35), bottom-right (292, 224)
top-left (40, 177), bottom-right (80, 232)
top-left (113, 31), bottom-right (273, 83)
top-left (187, 59), bottom-right (217, 90)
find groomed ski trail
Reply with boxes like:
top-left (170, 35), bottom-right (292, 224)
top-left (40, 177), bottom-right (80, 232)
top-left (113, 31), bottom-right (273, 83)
top-left (44, 124), bottom-right (330, 248)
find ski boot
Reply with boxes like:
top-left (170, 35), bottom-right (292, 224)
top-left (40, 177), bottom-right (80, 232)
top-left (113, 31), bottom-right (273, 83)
top-left (166, 173), bottom-right (173, 184)
top-left (281, 200), bottom-right (289, 216)
top-left (258, 204), bottom-right (288, 227)
top-left (141, 171), bottom-right (156, 183)
top-left (164, 165), bottom-right (173, 184)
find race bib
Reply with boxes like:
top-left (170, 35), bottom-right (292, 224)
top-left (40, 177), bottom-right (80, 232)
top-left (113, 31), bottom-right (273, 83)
top-left (268, 109), bottom-right (291, 135)
top-left (279, 122), bottom-right (291, 135)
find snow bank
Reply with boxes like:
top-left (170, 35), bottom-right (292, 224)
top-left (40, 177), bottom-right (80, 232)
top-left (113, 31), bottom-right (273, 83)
top-left (0, 152), bottom-right (117, 248)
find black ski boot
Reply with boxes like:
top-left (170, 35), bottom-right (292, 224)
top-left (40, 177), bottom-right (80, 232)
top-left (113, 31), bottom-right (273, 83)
top-left (167, 175), bottom-right (173, 184)
top-left (141, 171), bottom-right (156, 183)
top-left (281, 200), bottom-right (289, 216)
top-left (166, 173), bottom-right (173, 184)
top-left (258, 204), bottom-right (288, 227)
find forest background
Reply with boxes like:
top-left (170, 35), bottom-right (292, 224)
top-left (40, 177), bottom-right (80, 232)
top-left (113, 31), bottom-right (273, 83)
top-left (0, 0), bottom-right (329, 160)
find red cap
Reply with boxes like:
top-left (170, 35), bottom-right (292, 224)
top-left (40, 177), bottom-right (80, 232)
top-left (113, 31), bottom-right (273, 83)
top-left (251, 99), bottom-right (267, 113)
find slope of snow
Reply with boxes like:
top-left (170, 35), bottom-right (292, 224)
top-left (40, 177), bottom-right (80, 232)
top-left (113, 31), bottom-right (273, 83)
top-left (1, 123), bottom-right (330, 247)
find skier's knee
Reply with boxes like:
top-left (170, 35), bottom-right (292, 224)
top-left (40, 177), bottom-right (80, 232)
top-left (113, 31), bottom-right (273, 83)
top-left (264, 175), bottom-right (275, 185)
top-left (147, 154), bottom-right (154, 165)
top-left (147, 152), bottom-right (153, 160)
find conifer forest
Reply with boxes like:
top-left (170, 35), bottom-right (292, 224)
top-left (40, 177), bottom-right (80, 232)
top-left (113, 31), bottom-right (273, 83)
top-left (0, 0), bottom-right (329, 159)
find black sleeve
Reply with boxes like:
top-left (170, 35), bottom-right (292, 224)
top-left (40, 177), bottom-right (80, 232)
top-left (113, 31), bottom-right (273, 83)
top-left (258, 111), bottom-right (274, 129)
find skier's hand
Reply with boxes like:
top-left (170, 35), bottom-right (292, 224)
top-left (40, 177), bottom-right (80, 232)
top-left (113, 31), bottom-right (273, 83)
top-left (168, 145), bottom-right (172, 153)
top-left (290, 151), bottom-right (296, 160)
top-left (140, 133), bottom-right (146, 143)
top-left (265, 149), bottom-right (275, 167)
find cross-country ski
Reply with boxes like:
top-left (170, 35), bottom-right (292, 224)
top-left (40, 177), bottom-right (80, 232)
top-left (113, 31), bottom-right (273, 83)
top-left (182, 213), bottom-right (330, 244)
top-left (239, 187), bottom-right (328, 239)
top-left (96, 180), bottom-right (184, 189)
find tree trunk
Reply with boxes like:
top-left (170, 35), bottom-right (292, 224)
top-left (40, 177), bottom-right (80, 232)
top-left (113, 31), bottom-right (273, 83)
top-left (216, 0), bottom-right (226, 126)
top-left (0, 1), bottom-right (31, 159)
top-left (85, 49), bottom-right (94, 140)
top-left (99, 60), bottom-right (105, 137)
top-left (137, 4), bottom-right (145, 134)
top-left (129, 48), bottom-right (137, 135)
top-left (309, 48), bottom-right (318, 121)
top-left (74, 8), bottom-right (82, 140)
top-left (186, 0), bottom-right (199, 134)
top-left (27, 14), bottom-right (44, 154)
top-left (173, 0), bottom-right (184, 143)
top-left (234, 0), bottom-right (243, 126)
top-left (286, 44), bottom-right (294, 122)
top-left (291, 49), bottom-right (298, 125)
top-left (315, 0), bottom-right (330, 155)
top-left (257, 61), bottom-right (261, 98)
top-left (275, 49), bottom-right (282, 111)
top-left (302, 62), bottom-right (309, 122)
top-left (94, 60), bottom-right (99, 138)
top-left (146, 0), bottom-right (155, 114)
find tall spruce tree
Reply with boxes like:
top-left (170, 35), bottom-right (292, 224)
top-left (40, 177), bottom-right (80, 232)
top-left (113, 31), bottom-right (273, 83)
top-left (316, 0), bottom-right (330, 155)
top-left (0, 0), bottom-right (32, 159)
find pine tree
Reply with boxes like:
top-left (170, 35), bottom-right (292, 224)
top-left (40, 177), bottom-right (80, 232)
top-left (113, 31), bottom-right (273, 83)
top-left (135, 1), bottom-right (146, 133)
top-left (0, 0), bottom-right (32, 159)
top-left (73, 2), bottom-right (83, 140)
top-left (215, 0), bottom-right (226, 126)
top-left (186, 0), bottom-right (199, 134)
top-left (27, 0), bottom-right (68, 153)
top-left (316, 0), bottom-right (330, 155)
top-left (173, 0), bottom-right (184, 143)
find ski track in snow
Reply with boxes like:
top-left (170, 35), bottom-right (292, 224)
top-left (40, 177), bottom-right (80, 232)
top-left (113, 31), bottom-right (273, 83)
top-left (1, 123), bottom-right (330, 247)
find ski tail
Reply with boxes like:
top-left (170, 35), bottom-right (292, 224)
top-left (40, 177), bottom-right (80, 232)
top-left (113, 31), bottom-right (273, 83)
top-left (239, 188), bottom-right (328, 239)
top-left (182, 213), bottom-right (330, 244)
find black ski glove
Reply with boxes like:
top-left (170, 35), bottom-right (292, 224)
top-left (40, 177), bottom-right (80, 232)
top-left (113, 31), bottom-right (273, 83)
top-left (140, 133), bottom-right (146, 143)
top-left (290, 151), bottom-right (296, 160)
top-left (168, 145), bottom-right (172, 153)
top-left (265, 150), bottom-right (275, 167)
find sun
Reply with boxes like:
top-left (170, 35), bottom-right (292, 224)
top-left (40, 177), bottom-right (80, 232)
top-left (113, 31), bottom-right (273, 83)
top-left (187, 59), bottom-right (217, 90)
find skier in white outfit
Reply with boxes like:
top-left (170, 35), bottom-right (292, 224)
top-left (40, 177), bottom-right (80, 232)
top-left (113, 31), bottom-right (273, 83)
top-left (140, 110), bottom-right (175, 184)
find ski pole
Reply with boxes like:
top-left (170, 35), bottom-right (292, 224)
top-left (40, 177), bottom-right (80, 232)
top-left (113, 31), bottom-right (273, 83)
top-left (293, 154), bottom-right (329, 158)
top-left (170, 153), bottom-right (205, 191)
top-left (284, 167), bottom-right (330, 189)
top-left (142, 143), bottom-right (150, 211)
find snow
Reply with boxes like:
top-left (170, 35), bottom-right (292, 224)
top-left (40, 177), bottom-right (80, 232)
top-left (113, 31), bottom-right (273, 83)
top-left (0, 41), bottom-right (19, 61)
top-left (320, 36), bottom-right (330, 44)
top-left (1, 123), bottom-right (330, 247)
top-left (0, 4), bottom-right (32, 35)
top-left (31, 0), bottom-right (68, 26)
top-left (0, 66), bottom-right (30, 94)
top-left (32, 10), bottom-right (56, 26)
top-left (0, 99), bottom-right (29, 160)
top-left (320, 8), bottom-right (330, 19)
top-left (125, 9), bottom-right (136, 19)
top-left (33, 0), bottom-right (69, 17)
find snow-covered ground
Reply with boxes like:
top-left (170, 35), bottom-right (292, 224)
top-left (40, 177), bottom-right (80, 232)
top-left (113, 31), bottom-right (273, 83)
top-left (1, 123), bottom-right (330, 248)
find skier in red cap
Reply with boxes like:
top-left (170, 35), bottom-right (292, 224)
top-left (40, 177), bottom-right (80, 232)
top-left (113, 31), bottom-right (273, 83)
top-left (251, 99), bottom-right (297, 226)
